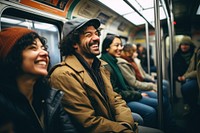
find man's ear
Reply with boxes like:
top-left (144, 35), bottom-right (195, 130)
top-left (106, 48), bottom-right (109, 51)
top-left (73, 43), bottom-right (78, 49)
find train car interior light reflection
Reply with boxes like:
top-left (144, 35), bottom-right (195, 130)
top-left (1, 17), bottom-right (58, 32)
top-left (98, 0), bottom-right (167, 27)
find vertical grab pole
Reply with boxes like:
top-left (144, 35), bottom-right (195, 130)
top-left (145, 22), bottom-right (151, 75)
top-left (168, 16), bottom-right (174, 101)
top-left (169, 0), bottom-right (176, 101)
top-left (154, 0), bottom-right (164, 130)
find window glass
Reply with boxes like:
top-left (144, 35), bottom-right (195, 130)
top-left (1, 15), bottom-right (61, 69)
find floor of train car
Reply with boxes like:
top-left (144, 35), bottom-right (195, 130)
top-left (163, 81), bottom-right (200, 132)
top-left (171, 97), bottom-right (200, 133)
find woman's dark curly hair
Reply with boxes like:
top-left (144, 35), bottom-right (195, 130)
top-left (0, 32), bottom-right (48, 80)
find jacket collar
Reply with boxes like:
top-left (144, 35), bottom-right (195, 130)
top-left (64, 55), bottom-right (97, 88)
top-left (64, 55), bottom-right (108, 73)
top-left (64, 55), bottom-right (84, 72)
top-left (64, 55), bottom-right (110, 101)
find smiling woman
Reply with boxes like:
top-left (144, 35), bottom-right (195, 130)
top-left (21, 38), bottom-right (49, 76)
top-left (0, 27), bottom-right (77, 133)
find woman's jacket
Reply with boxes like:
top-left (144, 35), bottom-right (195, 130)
top-left (0, 80), bottom-right (76, 133)
top-left (134, 58), bottom-right (155, 82)
top-left (117, 58), bottom-right (156, 91)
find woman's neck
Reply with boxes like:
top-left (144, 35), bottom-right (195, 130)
top-left (16, 75), bottom-right (37, 103)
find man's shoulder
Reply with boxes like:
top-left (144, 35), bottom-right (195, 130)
top-left (49, 62), bottom-right (69, 76)
top-left (49, 55), bottom-right (88, 78)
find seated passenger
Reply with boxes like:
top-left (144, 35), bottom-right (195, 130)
top-left (101, 40), bottom-right (179, 133)
top-left (120, 44), bottom-right (157, 91)
top-left (0, 27), bottom-right (76, 133)
top-left (100, 35), bottom-right (158, 128)
top-left (118, 44), bottom-right (177, 130)
top-left (136, 44), bottom-right (156, 73)
top-left (168, 37), bottom-right (195, 100)
top-left (178, 46), bottom-right (200, 116)
top-left (170, 37), bottom-right (195, 83)
top-left (133, 44), bottom-right (170, 90)
top-left (49, 18), bottom-right (163, 133)
top-left (132, 46), bottom-right (155, 83)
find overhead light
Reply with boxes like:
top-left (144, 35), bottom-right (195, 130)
top-left (98, 0), bottom-right (166, 27)
top-left (126, 0), bottom-right (166, 27)
top-left (141, 6), bottom-right (166, 27)
top-left (98, 0), bottom-right (146, 25)
top-left (98, 0), bottom-right (133, 15)
top-left (127, 0), bottom-right (154, 10)
top-left (123, 12), bottom-right (146, 25)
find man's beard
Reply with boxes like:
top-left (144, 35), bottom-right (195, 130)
top-left (84, 52), bottom-right (99, 58)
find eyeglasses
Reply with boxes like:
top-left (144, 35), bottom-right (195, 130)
top-left (111, 43), bottom-right (123, 48)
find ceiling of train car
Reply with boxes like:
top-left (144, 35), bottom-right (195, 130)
top-left (164, 0), bottom-right (200, 35)
top-left (98, 0), bottom-right (200, 36)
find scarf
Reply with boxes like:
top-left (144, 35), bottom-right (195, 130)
top-left (121, 55), bottom-right (144, 81)
top-left (101, 53), bottom-right (128, 90)
top-left (181, 52), bottom-right (192, 65)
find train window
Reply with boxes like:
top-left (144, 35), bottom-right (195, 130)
top-left (1, 15), bottom-right (61, 69)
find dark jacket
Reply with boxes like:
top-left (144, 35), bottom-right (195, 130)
top-left (169, 43), bottom-right (195, 81)
top-left (0, 80), bottom-right (76, 133)
top-left (172, 51), bottom-right (191, 81)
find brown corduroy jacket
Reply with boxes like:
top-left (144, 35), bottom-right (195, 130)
top-left (49, 55), bottom-right (136, 133)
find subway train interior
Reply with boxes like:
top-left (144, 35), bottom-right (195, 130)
top-left (0, 0), bottom-right (200, 132)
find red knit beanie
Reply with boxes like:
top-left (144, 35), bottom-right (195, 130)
top-left (0, 27), bottom-right (35, 60)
